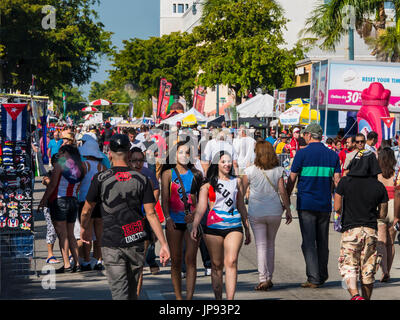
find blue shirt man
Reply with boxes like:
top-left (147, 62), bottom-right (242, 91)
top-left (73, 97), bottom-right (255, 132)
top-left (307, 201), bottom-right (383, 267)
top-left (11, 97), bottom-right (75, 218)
top-left (265, 129), bottom-right (277, 146)
top-left (286, 123), bottom-right (341, 288)
top-left (48, 131), bottom-right (63, 158)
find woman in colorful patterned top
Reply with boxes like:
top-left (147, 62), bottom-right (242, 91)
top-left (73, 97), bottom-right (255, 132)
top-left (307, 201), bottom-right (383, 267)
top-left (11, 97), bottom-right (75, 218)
top-left (190, 151), bottom-right (251, 300)
top-left (161, 141), bottom-right (203, 300)
top-left (38, 144), bottom-right (85, 273)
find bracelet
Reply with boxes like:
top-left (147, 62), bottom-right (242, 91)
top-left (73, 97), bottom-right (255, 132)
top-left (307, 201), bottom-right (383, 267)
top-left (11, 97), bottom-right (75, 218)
top-left (165, 216), bottom-right (171, 221)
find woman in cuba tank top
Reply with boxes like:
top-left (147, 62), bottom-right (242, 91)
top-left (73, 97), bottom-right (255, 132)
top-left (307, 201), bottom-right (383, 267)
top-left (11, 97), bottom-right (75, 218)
top-left (161, 141), bottom-right (203, 300)
top-left (190, 150), bottom-right (251, 300)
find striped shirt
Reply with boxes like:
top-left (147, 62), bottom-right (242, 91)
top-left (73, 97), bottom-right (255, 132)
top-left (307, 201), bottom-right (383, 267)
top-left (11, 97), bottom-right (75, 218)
top-left (206, 178), bottom-right (242, 230)
top-left (291, 142), bottom-right (341, 212)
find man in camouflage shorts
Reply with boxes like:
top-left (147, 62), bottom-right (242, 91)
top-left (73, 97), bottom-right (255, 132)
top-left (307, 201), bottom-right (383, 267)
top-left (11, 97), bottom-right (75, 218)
top-left (334, 149), bottom-right (388, 300)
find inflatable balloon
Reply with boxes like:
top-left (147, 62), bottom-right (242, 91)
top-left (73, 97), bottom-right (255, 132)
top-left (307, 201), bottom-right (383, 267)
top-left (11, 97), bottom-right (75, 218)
top-left (357, 82), bottom-right (391, 149)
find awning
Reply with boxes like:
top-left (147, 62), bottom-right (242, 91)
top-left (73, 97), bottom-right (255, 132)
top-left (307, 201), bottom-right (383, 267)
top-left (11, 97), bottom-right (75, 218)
top-left (236, 94), bottom-right (274, 117)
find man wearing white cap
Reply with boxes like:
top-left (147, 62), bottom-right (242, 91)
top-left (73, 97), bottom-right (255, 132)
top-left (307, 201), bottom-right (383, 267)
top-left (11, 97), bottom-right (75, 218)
top-left (288, 127), bottom-right (300, 159)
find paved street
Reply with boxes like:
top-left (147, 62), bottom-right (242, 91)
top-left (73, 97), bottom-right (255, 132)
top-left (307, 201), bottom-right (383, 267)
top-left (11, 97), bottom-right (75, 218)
top-left (3, 177), bottom-right (400, 300)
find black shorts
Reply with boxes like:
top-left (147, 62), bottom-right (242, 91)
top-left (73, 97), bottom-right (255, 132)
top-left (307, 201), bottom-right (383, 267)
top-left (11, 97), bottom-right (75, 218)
top-left (78, 202), bottom-right (101, 221)
top-left (204, 226), bottom-right (243, 238)
top-left (174, 223), bottom-right (187, 232)
top-left (51, 197), bottom-right (78, 223)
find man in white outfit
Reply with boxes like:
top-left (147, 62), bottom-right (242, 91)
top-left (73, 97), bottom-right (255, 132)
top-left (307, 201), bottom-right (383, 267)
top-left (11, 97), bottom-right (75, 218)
top-left (233, 125), bottom-right (256, 175)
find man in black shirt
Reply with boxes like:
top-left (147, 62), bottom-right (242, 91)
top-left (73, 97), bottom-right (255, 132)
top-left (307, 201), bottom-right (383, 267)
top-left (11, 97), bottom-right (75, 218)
top-left (334, 149), bottom-right (388, 300)
top-left (80, 134), bottom-right (170, 300)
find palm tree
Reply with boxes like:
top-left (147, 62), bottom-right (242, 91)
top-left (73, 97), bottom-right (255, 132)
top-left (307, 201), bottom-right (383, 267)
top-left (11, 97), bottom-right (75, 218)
top-left (300, 0), bottom-right (386, 53)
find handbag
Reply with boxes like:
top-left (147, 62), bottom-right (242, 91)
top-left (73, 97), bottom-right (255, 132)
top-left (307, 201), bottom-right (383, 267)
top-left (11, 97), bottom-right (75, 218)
top-left (261, 168), bottom-right (285, 210)
top-left (173, 168), bottom-right (204, 239)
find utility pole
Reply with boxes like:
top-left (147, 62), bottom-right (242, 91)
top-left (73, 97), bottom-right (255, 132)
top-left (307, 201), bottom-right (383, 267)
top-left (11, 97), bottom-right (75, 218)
top-left (216, 84), bottom-right (219, 117)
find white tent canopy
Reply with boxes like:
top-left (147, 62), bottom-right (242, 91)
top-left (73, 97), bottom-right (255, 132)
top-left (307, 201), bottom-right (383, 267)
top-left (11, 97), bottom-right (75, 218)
top-left (236, 94), bottom-right (275, 117)
top-left (160, 107), bottom-right (208, 125)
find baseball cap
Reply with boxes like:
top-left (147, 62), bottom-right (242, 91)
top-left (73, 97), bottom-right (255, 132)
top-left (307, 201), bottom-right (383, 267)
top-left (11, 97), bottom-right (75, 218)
top-left (301, 123), bottom-right (323, 135)
top-left (293, 127), bottom-right (300, 133)
top-left (110, 134), bottom-right (131, 152)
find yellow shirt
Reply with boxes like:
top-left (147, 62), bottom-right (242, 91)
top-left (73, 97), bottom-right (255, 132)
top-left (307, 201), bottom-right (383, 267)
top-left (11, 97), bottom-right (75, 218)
top-left (275, 142), bottom-right (286, 154)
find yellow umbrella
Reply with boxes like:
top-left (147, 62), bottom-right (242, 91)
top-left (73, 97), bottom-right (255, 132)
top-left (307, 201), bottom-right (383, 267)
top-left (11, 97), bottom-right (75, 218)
top-left (299, 104), bottom-right (320, 125)
top-left (182, 114), bottom-right (197, 126)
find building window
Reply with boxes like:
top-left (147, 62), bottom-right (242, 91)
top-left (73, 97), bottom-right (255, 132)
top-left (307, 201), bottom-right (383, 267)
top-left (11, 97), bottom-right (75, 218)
top-left (173, 4), bottom-right (176, 13)
top-left (178, 4), bottom-right (184, 13)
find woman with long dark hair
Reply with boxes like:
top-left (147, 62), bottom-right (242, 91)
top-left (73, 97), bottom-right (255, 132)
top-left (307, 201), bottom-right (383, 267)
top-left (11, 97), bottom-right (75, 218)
top-left (161, 140), bottom-right (203, 300)
top-left (377, 147), bottom-right (397, 282)
top-left (38, 144), bottom-right (85, 273)
top-left (190, 151), bottom-right (251, 300)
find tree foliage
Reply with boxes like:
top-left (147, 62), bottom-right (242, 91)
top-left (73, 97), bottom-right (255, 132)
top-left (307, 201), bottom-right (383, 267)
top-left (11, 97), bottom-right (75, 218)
top-left (0, 0), bottom-right (112, 96)
top-left (109, 32), bottom-right (198, 104)
top-left (301, 0), bottom-right (400, 61)
top-left (187, 0), bottom-right (304, 103)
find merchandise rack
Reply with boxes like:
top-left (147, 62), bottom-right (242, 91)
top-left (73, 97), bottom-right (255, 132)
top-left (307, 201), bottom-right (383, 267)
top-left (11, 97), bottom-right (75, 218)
top-left (0, 101), bottom-right (35, 296)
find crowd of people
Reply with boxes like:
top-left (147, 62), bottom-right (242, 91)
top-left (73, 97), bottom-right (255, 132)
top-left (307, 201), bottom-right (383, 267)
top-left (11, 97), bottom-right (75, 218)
top-left (36, 119), bottom-right (400, 301)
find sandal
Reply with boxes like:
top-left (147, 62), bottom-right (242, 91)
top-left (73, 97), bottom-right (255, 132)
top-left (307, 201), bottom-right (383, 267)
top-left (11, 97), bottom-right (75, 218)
top-left (46, 256), bottom-right (60, 264)
top-left (255, 281), bottom-right (273, 291)
top-left (381, 274), bottom-right (390, 282)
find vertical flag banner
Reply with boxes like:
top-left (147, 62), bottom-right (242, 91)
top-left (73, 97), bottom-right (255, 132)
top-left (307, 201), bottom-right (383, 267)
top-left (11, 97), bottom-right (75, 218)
top-left (159, 82), bottom-right (172, 119)
top-left (152, 96), bottom-right (158, 121)
top-left (157, 78), bottom-right (167, 118)
top-left (193, 86), bottom-right (206, 114)
top-left (128, 101), bottom-right (134, 118)
top-left (1, 103), bottom-right (28, 141)
top-left (381, 117), bottom-right (396, 140)
top-left (62, 91), bottom-right (67, 118)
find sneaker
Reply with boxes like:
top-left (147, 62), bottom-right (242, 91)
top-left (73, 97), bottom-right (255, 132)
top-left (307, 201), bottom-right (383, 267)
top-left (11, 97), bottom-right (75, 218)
top-left (79, 264), bottom-right (92, 272)
top-left (301, 281), bottom-right (320, 288)
top-left (150, 266), bottom-right (160, 275)
top-left (93, 262), bottom-right (104, 271)
top-left (205, 268), bottom-right (211, 276)
top-left (181, 272), bottom-right (186, 279)
top-left (351, 294), bottom-right (365, 300)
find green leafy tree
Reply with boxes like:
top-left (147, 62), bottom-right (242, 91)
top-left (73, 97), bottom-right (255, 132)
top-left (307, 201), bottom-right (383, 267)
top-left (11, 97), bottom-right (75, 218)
top-left (187, 0), bottom-right (304, 104)
top-left (52, 85), bottom-right (87, 120)
top-left (109, 32), bottom-right (198, 105)
top-left (0, 0), bottom-right (112, 95)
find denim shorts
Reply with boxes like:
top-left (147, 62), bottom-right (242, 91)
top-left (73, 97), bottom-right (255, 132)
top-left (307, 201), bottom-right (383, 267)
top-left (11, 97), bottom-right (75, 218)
top-left (51, 197), bottom-right (79, 223)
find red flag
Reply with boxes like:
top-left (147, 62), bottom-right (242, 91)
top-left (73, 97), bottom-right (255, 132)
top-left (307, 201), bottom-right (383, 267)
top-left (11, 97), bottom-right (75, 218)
top-left (193, 86), bottom-right (206, 114)
top-left (157, 78), bottom-right (167, 118)
top-left (159, 82), bottom-right (172, 120)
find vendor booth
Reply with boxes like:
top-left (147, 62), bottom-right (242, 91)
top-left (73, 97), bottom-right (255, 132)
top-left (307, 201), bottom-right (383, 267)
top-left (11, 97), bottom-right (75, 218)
top-left (160, 108), bottom-right (208, 126)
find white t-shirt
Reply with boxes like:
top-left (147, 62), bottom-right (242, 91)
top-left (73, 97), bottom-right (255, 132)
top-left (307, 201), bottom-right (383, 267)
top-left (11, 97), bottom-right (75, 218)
top-left (203, 139), bottom-right (238, 163)
top-left (244, 165), bottom-right (284, 217)
top-left (234, 136), bottom-right (256, 169)
top-left (130, 140), bottom-right (146, 152)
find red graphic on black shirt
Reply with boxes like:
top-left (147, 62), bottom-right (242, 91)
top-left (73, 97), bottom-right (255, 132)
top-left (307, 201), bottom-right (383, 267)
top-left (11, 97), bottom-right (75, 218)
top-left (122, 220), bottom-right (143, 237)
top-left (115, 172), bottom-right (132, 182)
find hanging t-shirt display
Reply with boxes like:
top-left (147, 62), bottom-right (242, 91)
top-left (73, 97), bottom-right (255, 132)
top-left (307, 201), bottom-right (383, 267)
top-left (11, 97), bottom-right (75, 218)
top-left (0, 103), bottom-right (34, 233)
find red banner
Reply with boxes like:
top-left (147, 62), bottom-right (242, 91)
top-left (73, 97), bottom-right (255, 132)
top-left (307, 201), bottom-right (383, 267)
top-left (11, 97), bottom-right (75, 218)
top-left (157, 78), bottom-right (167, 118)
top-left (193, 86), bottom-right (206, 114)
top-left (159, 82), bottom-right (172, 120)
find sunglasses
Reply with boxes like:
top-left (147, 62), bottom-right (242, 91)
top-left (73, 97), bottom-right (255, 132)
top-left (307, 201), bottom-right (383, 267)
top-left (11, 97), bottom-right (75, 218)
top-left (355, 140), bottom-right (365, 144)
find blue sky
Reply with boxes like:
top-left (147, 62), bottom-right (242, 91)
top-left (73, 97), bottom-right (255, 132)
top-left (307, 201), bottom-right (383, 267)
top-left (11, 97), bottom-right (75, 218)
top-left (79, 0), bottom-right (160, 99)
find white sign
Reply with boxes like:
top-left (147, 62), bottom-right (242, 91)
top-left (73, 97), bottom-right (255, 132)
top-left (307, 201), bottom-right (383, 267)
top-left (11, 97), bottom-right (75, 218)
top-left (279, 106), bottom-right (303, 125)
top-left (327, 61), bottom-right (400, 108)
